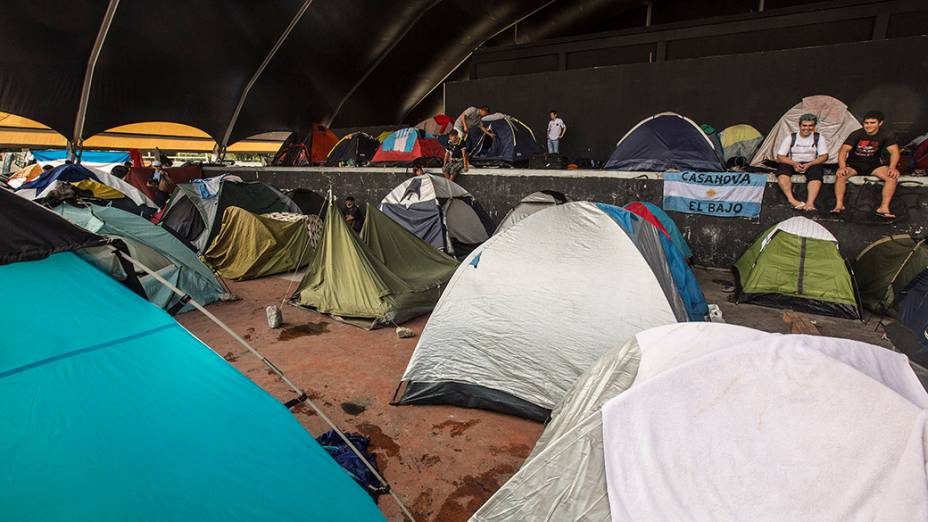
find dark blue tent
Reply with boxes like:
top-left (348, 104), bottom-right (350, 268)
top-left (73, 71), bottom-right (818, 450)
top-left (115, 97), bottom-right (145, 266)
top-left (20, 163), bottom-right (100, 193)
top-left (605, 112), bottom-right (725, 172)
top-left (886, 268), bottom-right (928, 367)
top-left (470, 114), bottom-right (543, 166)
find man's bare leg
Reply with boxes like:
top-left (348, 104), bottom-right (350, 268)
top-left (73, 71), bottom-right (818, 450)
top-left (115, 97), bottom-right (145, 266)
top-left (831, 167), bottom-right (856, 212)
top-left (872, 166), bottom-right (898, 217)
top-left (778, 174), bottom-right (802, 208)
top-left (804, 180), bottom-right (822, 210)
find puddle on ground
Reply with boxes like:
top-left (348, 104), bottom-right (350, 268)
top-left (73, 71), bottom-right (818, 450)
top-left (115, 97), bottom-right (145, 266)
top-left (435, 464), bottom-right (516, 521)
top-left (432, 419), bottom-right (480, 437)
top-left (277, 321), bottom-right (329, 341)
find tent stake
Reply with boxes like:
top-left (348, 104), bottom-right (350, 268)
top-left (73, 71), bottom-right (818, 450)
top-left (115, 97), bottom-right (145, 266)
top-left (117, 250), bottom-right (417, 522)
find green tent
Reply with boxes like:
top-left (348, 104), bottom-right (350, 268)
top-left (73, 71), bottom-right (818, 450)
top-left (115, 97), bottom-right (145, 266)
top-left (734, 216), bottom-right (860, 319)
top-left (203, 206), bottom-right (314, 280)
top-left (55, 203), bottom-right (225, 313)
top-left (854, 235), bottom-right (928, 315)
top-left (292, 201), bottom-right (458, 328)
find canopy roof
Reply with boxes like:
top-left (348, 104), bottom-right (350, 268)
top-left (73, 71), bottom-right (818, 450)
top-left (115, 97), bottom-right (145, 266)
top-left (0, 0), bottom-right (653, 147)
top-left (0, 114), bottom-right (283, 152)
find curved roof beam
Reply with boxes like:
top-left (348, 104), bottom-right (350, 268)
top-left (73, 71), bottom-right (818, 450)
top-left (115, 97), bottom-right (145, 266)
top-left (220, 0), bottom-right (315, 151)
top-left (72, 0), bottom-right (120, 147)
top-left (398, 0), bottom-right (558, 123)
top-left (324, 0), bottom-right (444, 128)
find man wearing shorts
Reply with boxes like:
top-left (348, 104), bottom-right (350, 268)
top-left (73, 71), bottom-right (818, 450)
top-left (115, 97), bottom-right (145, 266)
top-left (775, 113), bottom-right (828, 211)
top-left (443, 132), bottom-right (469, 182)
top-left (453, 105), bottom-right (491, 140)
top-left (832, 111), bottom-right (900, 218)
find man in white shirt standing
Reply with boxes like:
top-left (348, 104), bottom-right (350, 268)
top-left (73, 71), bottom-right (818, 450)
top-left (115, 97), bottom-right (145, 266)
top-left (775, 113), bottom-right (829, 211)
top-left (547, 110), bottom-right (566, 154)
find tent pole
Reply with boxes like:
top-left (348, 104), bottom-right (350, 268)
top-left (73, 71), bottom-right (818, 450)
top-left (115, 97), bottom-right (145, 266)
top-left (116, 250), bottom-right (417, 522)
top-left (219, 0), bottom-right (314, 151)
top-left (72, 0), bottom-right (120, 148)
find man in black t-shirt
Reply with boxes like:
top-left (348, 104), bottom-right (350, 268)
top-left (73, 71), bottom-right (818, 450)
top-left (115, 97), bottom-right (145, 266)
top-left (442, 132), bottom-right (469, 182)
top-left (832, 110), bottom-right (900, 219)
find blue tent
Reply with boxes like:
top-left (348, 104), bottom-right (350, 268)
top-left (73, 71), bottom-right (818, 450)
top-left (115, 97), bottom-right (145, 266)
top-left (20, 163), bottom-right (101, 193)
top-left (470, 113), bottom-right (543, 166)
top-left (605, 112), bottom-right (725, 172)
top-left (0, 193), bottom-right (384, 521)
top-left (596, 203), bottom-right (707, 321)
top-left (887, 268), bottom-right (928, 367)
top-left (33, 149), bottom-right (130, 165)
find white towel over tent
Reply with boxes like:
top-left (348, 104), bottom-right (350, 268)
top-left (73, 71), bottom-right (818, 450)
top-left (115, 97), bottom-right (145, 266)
top-left (472, 323), bottom-right (928, 521)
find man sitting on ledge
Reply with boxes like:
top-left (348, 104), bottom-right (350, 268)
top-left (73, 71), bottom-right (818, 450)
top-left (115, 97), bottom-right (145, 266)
top-left (775, 113), bottom-right (828, 211)
top-left (832, 110), bottom-right (900, 219)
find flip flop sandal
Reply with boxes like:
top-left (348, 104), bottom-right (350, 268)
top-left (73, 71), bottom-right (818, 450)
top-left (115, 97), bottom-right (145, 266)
top-left (829, 208), bottom-right (844, 214)
top-left (875, 211), bottom-right (897, 219)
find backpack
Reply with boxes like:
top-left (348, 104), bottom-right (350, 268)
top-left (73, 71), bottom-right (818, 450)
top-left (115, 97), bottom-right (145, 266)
top-left (788, 132), bottom-right (820, 159)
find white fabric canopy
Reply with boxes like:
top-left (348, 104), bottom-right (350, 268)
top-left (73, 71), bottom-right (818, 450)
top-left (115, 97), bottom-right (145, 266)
top-left (603, 334), bottom-right (928, 521)
top-left (473, 324), bottom-right (928, 521)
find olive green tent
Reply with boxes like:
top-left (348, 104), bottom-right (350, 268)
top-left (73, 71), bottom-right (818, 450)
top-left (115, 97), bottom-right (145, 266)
top-left (203, 206), bottom-right (314, 280)
top-left (292, 201), bottom-right (458, 328)
top-left (734, 217), bottom-right (861, 319)
top-left (854, 235), bottom-right (928, 315)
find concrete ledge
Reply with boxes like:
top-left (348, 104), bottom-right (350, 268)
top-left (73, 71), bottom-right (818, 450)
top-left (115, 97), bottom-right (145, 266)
top-left (205, 166), bottom-right (928, 268)
top-left (208, 165), bottom-right (928, 186)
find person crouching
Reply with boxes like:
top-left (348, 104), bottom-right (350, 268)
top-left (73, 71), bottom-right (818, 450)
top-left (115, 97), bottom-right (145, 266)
top-left (443, 131), bottom-right (469, 182)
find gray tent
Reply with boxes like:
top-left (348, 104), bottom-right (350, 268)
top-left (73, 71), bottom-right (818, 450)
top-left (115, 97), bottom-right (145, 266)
top-left (494, 190), bottom-right (568, 235)
top-left (160, 176), bottom-right (300, 252)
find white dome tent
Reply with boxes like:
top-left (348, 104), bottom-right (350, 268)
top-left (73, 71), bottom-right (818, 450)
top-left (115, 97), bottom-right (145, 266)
top-left (393, 201), bottom-right (705, 420)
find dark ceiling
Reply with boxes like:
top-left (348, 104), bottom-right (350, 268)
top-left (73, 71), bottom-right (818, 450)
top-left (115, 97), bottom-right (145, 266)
top-left (0, 0), bottom-right (826, 145)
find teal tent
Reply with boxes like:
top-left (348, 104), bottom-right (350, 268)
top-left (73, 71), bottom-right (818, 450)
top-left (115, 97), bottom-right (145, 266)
top-left (0, 191), bottom-right (385, 521)
top-left (55, 203), bottom-right (225, 313)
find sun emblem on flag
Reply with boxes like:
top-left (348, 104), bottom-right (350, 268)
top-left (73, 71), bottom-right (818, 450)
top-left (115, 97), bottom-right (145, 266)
top-left (705, 189), bottom-right (717, 197)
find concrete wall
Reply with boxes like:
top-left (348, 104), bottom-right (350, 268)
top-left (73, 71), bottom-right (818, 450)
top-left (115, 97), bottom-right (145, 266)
top-left (209, 166), bottom-right (928, 268)
top-left (446, 35), bottom-right (928, 162)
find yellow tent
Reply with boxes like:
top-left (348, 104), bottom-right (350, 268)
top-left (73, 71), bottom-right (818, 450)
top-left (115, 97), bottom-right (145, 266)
top-left (71, 179), bottom-right (127, 200)
top-left (0, 113), bottom-right (284, 153)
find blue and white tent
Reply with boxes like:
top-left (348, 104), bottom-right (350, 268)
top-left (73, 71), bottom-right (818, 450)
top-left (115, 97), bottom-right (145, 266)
top-left (396, 201), bottom-right (707, 420)
top-left (32, 149), bottom-right (130, 173)
top-left (0, 189), bottom-right (385, 521)
top-left (380, 173), bottom-right (495, 258)
top-left (605, 112), bottom-right (725, 172)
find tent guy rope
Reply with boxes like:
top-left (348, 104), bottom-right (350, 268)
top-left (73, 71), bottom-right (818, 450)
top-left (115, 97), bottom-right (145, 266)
top-left (117, 250), bottom-right (418, 522)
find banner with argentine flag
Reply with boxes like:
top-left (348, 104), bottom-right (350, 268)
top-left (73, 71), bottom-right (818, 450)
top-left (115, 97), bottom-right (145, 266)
top-left (663, 172), bottom-right (767, 218)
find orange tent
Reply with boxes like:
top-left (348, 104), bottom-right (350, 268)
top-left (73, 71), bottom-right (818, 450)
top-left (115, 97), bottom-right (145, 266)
top-left (270, 125), bottom-right (340, 166)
